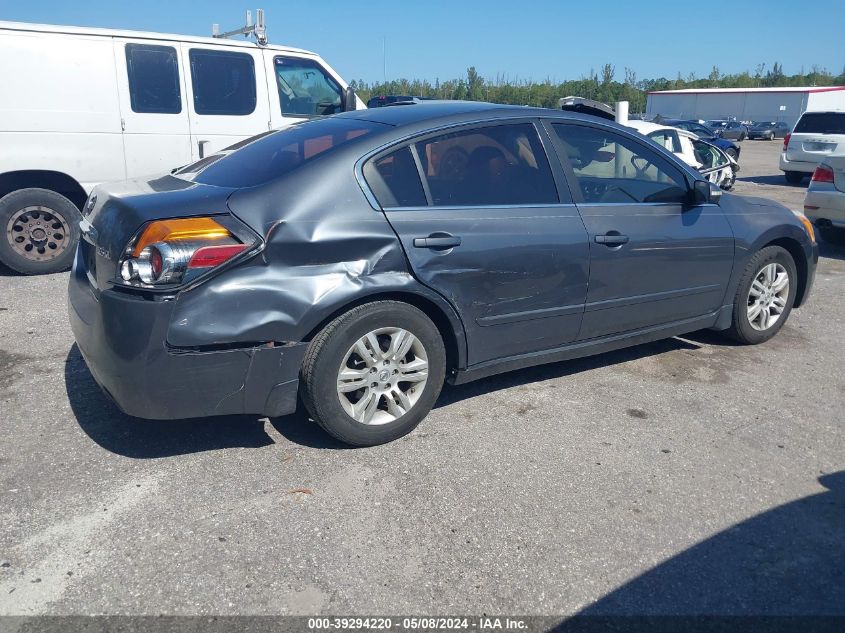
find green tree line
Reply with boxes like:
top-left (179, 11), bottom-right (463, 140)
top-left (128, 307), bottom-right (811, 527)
top-left (350, 62), bottom-right (845, 112)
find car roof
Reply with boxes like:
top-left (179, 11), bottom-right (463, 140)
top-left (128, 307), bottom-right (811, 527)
top-left (337, 100), bottom-right (612, 130)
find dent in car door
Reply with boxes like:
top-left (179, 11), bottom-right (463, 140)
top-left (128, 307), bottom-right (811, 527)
top-left (365, 121), bottom-right (590, 365)
top-left (548, 121), bottom-right (735, 340)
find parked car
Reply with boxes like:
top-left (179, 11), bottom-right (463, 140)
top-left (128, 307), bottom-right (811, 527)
top-left (710, 120), bottom-right (748, 141)
top-left (804, 156), bottom-right (845, 243)
top-left (662, 119), bottom-right (741, 159)
top-left (780, 111), bottom-right (845, 184)
top-left (748, 121), bottom-right (790, 140)
top-left (367, 95), bottom-right (432, 108)
top-left (624, 121), bottom-right (738, 189)
top-left (0, 20), bottom-right (361, 275)
top-left (69, 102), bottom-right (818, 446)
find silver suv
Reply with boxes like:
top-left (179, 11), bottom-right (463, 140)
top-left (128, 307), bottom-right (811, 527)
top-left (780, 111), bottom-right (845, 184)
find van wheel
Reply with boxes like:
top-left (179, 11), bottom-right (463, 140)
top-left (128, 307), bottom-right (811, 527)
top-left (784, 171), bottom-right (804, 185)
top-left (0, 188), bottom-right (81, 274)
top-left (726, 246), bottom-right (797, 345)
top-left (300, 301), bottom-right (446, 446)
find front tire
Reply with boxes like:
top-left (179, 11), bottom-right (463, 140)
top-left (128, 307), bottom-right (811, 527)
top-left (726, 246), bottom-right (797, 344)
top-left (0, 188), bottom-right (81, 274)
top-left (300, 301), bottom-right (446, 446)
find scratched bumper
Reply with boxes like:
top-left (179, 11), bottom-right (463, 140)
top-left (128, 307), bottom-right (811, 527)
top-left (68, 249), bottom-right (307, 420)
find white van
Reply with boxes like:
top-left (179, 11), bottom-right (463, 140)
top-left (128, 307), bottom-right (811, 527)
top-left (0, 20), bottom-right (362, 274)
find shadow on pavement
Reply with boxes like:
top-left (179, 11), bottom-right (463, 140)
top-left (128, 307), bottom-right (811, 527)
top-left (67, 336), bottom-right (717, 455)
top-left (738, 174), bottom-right (807, 187)
top-left (574, 471), bottom-right (845, 616)
top-left (437, 336), bottom-right (701, 409)
top-left (818, 240), bottom-right (845, 262)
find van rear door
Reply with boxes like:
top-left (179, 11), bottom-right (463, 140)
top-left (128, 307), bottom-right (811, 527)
top-left (179, 43), bottom-right (271, 159)
top-left (113, 38), bottom-right (193, 178)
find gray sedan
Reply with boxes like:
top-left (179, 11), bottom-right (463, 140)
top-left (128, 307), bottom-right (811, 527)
top-left (69, 102), bottom-right (818, 446)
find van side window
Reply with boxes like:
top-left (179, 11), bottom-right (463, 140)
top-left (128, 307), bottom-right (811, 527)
top-left (125, 44), bottom-right (181, 114)
top-left (189, 49), bottom-right (256, 116)
top-left (273, 56), bottom-right (343, 117)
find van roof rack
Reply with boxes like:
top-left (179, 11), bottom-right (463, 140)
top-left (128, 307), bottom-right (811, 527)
top-left (212, 9), bottom-right (267, 46)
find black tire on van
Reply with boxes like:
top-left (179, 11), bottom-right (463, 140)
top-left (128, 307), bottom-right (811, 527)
top-left (784, 171), bottom-right (804, 185)
top-left (0, 188), bottom-right (81, 275)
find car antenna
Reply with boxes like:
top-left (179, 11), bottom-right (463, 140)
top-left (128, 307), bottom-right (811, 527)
top-left (212, 9), bottom-right (267, 46)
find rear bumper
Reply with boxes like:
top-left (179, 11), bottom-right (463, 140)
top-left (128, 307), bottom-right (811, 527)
top-left (67, 249), bottom-right (307, 420)
top-left (804, 188), bottom-right (845, 226)
top-left (779, 154), bottom-right (819, 174)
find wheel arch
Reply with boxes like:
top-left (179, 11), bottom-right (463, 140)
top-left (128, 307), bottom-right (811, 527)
top-left (302, 289), bottom-right (468, 375)
top-left (0, 170), bottom-right (88, 210)
top-left (763, 236), bottom-right (810, 307)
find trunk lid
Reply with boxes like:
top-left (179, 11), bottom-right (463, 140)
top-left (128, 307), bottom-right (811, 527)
top-left (80, 174), bottom-right (237, 291)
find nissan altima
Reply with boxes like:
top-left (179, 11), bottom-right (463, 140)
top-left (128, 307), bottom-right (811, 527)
top-left (69, 102), bottom-right (818, 446)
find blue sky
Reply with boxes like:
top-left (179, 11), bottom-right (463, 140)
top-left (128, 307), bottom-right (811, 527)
top-left (1, 0), bottom-right (842, 84)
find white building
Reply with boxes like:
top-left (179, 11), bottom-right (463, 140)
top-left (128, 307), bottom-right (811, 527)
top-left (646, 86), bottom-right (845, 127)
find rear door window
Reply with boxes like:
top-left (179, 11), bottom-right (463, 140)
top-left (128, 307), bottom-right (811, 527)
top-left (412, 123), bottom-right (558, 206)
top-left (125, 44), bottom-right (181, 114)
top-left (182, 118), bottom-right (381, 187)
top-left (273, 56), bottom-right (342, 117)
top-left (363, 147), bottom-right (428, 208)
top-left (793, 113), bottom-right (845, 134)
top-left (189, 49), bottom-right (257, 115)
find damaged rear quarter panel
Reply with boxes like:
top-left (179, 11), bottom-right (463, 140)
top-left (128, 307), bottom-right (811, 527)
top-left (165, 155), bottom-right (466, 361)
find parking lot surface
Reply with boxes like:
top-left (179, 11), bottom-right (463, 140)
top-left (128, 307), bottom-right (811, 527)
top-left (1, 140), bottom-right (843, 617)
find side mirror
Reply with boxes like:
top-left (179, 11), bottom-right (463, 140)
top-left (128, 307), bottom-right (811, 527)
top-left (692, 180), bottom-right (722, 205)
top-left (341, 86), bottom-right (358, 112)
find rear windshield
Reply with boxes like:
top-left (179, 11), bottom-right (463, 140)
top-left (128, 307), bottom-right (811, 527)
top-left (793, 112), bottom-right (845, 134)
top-left (183, 118), bottom-right (383, 188)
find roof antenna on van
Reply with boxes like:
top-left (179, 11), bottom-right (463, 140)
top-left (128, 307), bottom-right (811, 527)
top-left (212, 8), bottom-right (267, 46)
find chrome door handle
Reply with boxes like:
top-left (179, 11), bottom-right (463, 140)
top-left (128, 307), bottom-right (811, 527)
top-left (413, 235), bottom-right (462, 249)
top-left (595, 234), bottom-right (629, 245)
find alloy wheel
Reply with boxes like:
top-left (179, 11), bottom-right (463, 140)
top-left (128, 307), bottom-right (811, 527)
top-left (336, 327), bottom-right (429, 425)
top-left (747, 263), bottom-right (789, 331)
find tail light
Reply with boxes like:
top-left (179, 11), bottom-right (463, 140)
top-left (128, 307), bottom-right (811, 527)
top-left (811, 165), bottom-right (835, 183)
top-left (783, 133), bottom-right (791, 151)
top-left (118, 216), bottom-right (257, 288)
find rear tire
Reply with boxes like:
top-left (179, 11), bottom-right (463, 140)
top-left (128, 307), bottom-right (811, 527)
top-left (726, 246), bottom-right (797, 345)
top-left (0, 188), bottom-right (81, 274)
top-left (784, 171), bottom-right (804, 185)
top-left (300, 301), bottom-right (446, 447)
